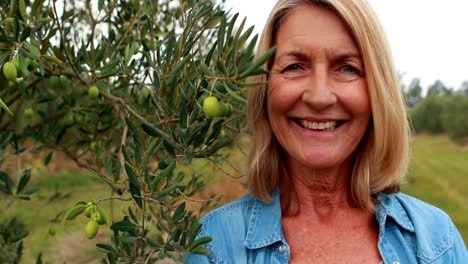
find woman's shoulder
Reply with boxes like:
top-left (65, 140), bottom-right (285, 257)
top-left (377, 192), bottom-right (467, 262)
top-left (186, 194), bottom-right (262, 263)
top-left (379, 192), bottom-right (451, 225)
top-left (200, 193), bottom-right (257, 225)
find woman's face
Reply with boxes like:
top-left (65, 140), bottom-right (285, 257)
top-left (267, 4), bottom-right (371, 171)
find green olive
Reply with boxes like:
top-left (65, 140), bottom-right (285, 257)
top-left (23, 108), bottom-right (34, 119)
top-left (88, 85), bottom-right (99, 98)
top-left (3, 62), bottom-right (17, 81)
top-left (63, 112), bottom-right (74, 126)
top-left (84, 206), bottom-right (94, 218)
top-left (203, 96), bottom-right (221, 119)
top-left (49, 76), bottom-right (61, 89)
top-left (85, 220), bottom-right (99, 239)
top-left (59, 75), bottom-right (69, 88)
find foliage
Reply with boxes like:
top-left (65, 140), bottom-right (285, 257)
top-left (410, 95), bottom-right (468, 142)
top-left (403, 135), bottom-right (468, 245)
top-left (0, 0), bottom-right (272, 262)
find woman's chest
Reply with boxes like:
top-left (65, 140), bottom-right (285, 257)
top-left (281, 218), bottom-right (382, 264)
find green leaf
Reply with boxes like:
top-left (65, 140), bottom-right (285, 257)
top-left (18, 0), bottom-right (27, 21)
top-left (24, 42), bottom-right (41, 58)
top-left (0, 52), bottom-right (9, 67)
top-left (34, 17), bottom-right (52, 25)
top-left (96, 243), bottom-right (115, 253)
top-left (153, 70), bottom-right (160, 90)
top-left (119, 236), bottom-right (139, 244)
top-left (161, 160), bottom-right (176, 179)
top-left (237, 25), bottom-right (255, 49)
top-left (240, 46), bottom-right (276, 78)
top-left (16, 241), bottom-right (23, 262)
top-left (13, 17), bottom-right (19, 41)
top-left (173, 202), bottom-right (186, 222)
top-left (124, 164), bottom-right (141, 190)
top-left (17, 194), bottom-right (31, 200)
top-left (110, 220), bottom-right (139, 233)
top-left (190, 246), bottom-right (210, 255)
top-left (217, 17), bottom-right (226, 52)
top-left (22, 187), bottom-right (39, 195)
top-left (31, 0), bottom-right (46, 16)
top-left (35, 252), bottom-right (43, 264)
top-left (141, 123), bottom-right (168, 139)
top-left (20, 26), bottom-right (31, 42)
top-left (64, 204), bottom-right (87, 220)
top-left (16, 169), bottom-right (31, 194)
top-left (73, 200), bottom-right (88, 206)
top-left (128, 206), bottom-right (139, 224)
top-left (188, 236), bottom-right (212, 251)
top-left (205, 119), bottom-right (224, 144)
top-left (147, 238), bottom-right (164, 247)
top-left (125, 117), bottom-right (142, 147)
top-left (43, 151), bottom-right (53, 166)
top-left (204, 15), bottom-right (223, 29)
top-left (0, 171), bottom-right (14, 195)
top-left (18, 51), bottom-right (30, 75)
top-left (163, 139), bottom-right (176, 157)
top-left (129, 181), bottom-right (142, 208)
top-left (150, 184), bottom-right (177, 201)
top-left (98, 0), bottom-right (104, 11)
top-left (0, 98), bottom-right (13, 116)
top-left (223, 82), bottom-right (246, 103)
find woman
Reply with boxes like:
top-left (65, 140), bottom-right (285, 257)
top-left (186, 0), bottom-right (468, 263)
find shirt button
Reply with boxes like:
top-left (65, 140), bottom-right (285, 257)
top-left (279, 244), bottom-right (287, 254)
top-left (393, 261), bottom-right (400, 264)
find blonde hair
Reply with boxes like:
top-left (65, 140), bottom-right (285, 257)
top-left (246, 0), bottom-right (411, 211)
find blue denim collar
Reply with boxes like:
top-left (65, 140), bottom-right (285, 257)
top-left (243, 188), bottom-right (284, 249)
top-left (375, 192), bottom-right (415, 232)
top-left (243, 189), bottom-right (416, 250)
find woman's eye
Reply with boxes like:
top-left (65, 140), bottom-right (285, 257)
top-left (282, 64), bottom-right (302, 72)
top-left (340, 65), bottom-right (359, 74)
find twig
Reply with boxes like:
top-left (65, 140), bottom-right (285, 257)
top-left (144, 250), bottom-right (158, 264)
top-left (112, 102), bottom-right (129, 186)
top-left (176, 189), bottom-right (221, 203)
top-left (52, 1), bottom-right (89, 87)
top-left (144, 196), bottom-right (175, 209)
top-left (203, 154), bottom-right (245, 179)
top-left (95, 196), bottom-right (132, 203)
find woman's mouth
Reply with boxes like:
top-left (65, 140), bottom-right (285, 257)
top-left (294, 119), bottom-right (345, 131)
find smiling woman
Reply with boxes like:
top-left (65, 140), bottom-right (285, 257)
top-left (185, 0), bottom-right (468, 263)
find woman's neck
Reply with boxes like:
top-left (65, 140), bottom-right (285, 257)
top-left (280, 156), bottom-right (356, 218)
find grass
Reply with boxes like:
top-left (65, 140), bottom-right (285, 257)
top-left (1, 134), bottom-right (467, 262)
top-left (402, 134), bottom-right (468, 243)
top-left (0, 170), bottom-right (116, 263)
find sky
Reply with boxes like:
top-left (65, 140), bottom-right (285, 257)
top-left (224, 0), bottom-right (468, 91)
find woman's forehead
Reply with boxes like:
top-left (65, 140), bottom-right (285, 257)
top-left (274, 5), bottom-right (360, 56)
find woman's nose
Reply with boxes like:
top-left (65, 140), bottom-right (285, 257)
top-left (301, 68), bottom-right (337, 110)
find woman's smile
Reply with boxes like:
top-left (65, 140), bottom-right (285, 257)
top-left (267, 5), bottom-right (371, 170)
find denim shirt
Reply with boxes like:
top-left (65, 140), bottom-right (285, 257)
top-left (185, 189), bottom-right (468, 263)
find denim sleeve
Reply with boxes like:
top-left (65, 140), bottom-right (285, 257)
top-left (450, 221), bottom-right (468, 263)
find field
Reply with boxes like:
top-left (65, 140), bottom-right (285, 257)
top-left (1, 134), bottom-right (467, 262)
top-left (402, 135), bottom-right (468, 240)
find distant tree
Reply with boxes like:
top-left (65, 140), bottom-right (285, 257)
top-left (441, 96), bottom-right (468, 141)
top-left (459, 80), bottom-right (468, 96)
top-left (404, 78), bottom-right (423, 108)
top-left (410, 95), bottom-right (448, 134)
top-left (426, 80), bottom-right (452, 97)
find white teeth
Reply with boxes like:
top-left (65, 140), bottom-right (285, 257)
top-left (299, 120), bottom-right (337, 130)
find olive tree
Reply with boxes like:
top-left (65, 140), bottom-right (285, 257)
top-left (0, 0), bottom-right (273, 262)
